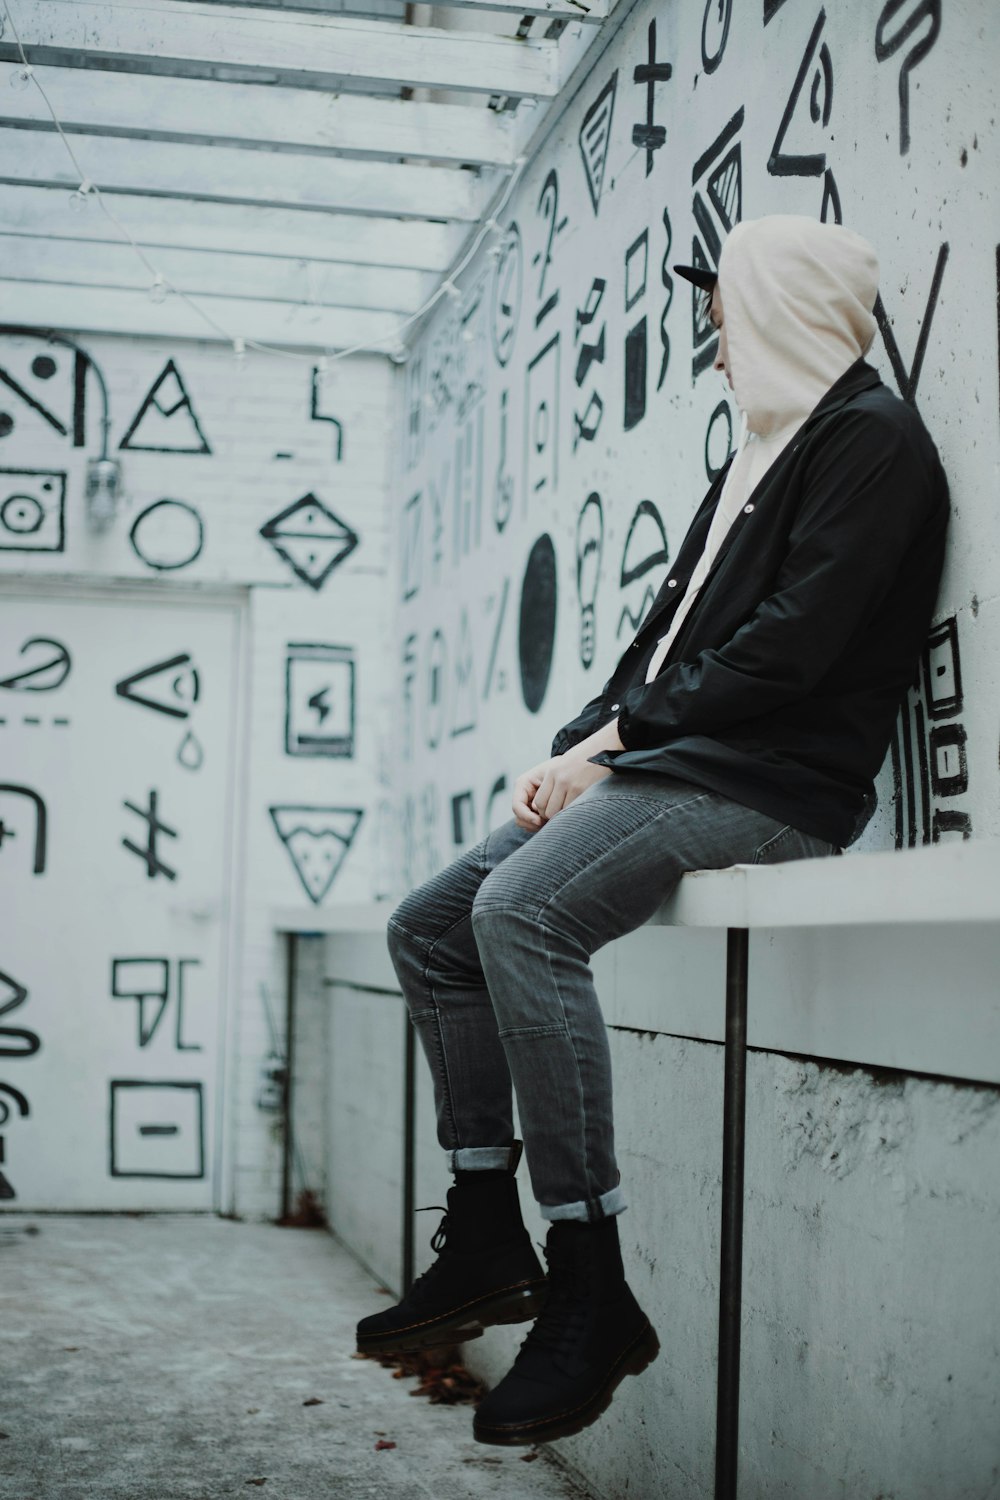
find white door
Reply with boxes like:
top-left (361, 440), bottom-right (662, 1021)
top-left (0, 591), bottom-right (241, 1210)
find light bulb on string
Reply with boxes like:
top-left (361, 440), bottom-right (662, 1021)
top-left (148, 273), bottom-right (168, 305)
top-left (9, 63), bottom-right (33, 91)
top-left (68, 178), bottom-right (93, 213)
top-left (441, 280), bottom-right (462, 304)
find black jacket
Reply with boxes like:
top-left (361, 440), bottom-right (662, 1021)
top-left (550, 360), bottom-right (949, 846)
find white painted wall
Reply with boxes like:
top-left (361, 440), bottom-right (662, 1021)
top-left (391, 0), bottom-right (998, 878)
top-left (0, 329), bottom-right (394, 1216)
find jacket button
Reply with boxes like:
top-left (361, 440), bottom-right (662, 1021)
top-left (744, 503), bottom-right (754, 513)
top-left (667, 578), bottom-right (678, 588)
top-left (610, 703), bottom-right (620, 711)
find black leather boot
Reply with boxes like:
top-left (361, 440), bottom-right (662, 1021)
top-left (472, 1214), bottom-right (659, 1445)
top-left (355, 1155), bottom-right (546, 1357)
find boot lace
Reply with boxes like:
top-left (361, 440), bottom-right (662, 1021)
top-left (519, 1238), bottom-right (589, 1356)
top-left (402, 1206), bottom-right (451, 1308)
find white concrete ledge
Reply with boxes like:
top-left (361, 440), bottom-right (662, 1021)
top-left (274, 838), bottom-right (1000, 936)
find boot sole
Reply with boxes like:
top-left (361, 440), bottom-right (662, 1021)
top-left (472, 1319), bottom-right (660, 1446)
top-left (356, 1281), bottom-right (548, 1356)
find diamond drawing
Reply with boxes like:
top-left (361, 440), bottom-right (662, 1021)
top-left (259, 494), bottom-right (359, 591)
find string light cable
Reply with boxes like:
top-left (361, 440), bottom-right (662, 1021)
top-left (0, 0), bottom-right (529, 369)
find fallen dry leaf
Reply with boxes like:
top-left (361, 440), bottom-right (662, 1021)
top-left (302, 1398), bottom-right (324, 1407)
top-left (521, 1451), bottom-right (540, 1463)
top-left (374, 1440), bottom-right (397, 1452)
top-left (245, 1479), bottom-right (268, 1487)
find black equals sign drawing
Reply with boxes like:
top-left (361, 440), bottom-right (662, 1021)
top-left (138, 1124), bottom-right (180, 1137)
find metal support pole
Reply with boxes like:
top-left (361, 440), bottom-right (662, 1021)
top-left (281, 932), bottom-right (298, 1223)
top-left (401, 1015), bottom-right (416, 1293)
top-left (715, 926), bottom-right (749, 1500)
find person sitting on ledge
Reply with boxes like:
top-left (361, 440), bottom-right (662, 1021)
top-left (356, 213), bottom-right (949, 1448)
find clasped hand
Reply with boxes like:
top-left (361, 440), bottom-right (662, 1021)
top-left (512, 720), bottom-right (624, 831)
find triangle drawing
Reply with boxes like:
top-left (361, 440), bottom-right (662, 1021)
top-left (119, 360), bottom-right (212, 454)
top-left (269, 805), bottom-right (363, 905)
top-left (579, 72), bottom-right (618, 216)
top-left (259, 493), bottom-right (359, 591)
top-left (115, 652), bottom-right (200, 720)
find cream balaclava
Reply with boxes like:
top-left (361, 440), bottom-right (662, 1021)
top-left (643, 214), bottom-right (879, 685)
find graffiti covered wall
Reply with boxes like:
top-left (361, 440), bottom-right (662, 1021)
top-left (392, 0), bottom-right (998, 883)
top-left (0, 330), bottom-right (393, 1213)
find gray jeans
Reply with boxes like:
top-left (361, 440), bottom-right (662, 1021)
top-left (387, 774), bottom-right (835, 1222)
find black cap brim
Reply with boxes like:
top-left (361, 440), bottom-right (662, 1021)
top-left (673, 264), bottom-right (717, 293)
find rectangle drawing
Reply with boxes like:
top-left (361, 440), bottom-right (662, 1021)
top-left (110, 1080), bottom-right (205, 1179)
top-left (0, 469), bottom-right (67, 552)
top-left (524, 336), bottom-right (560, 506)
top-left (285, 644), bottom-right (356, 758)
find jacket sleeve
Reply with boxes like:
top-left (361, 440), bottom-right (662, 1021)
top-left (617, 410), bottom-right (944, 748)
top-left (550, 681), bottom-right (612, 756)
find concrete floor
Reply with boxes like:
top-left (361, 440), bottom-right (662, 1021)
top-left (0, 1215), bottom-right (597, 1500)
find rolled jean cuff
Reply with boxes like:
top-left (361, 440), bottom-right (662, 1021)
top-left (541, 1184), bottom-right (627, 1223)
top-left (449, 1143), bottom-right (521, 1173)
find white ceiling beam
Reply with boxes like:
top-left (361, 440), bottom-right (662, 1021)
top-left (0, 235), bottom-right (434, 313)
top-left (194, 0), bottom-right (611, 22)
top-left (0, 280), bottom-right (406, 353)
top-left (1, 129), bottom-right (492, 222)
top-left (0, 186), bottom-right (465, 271)
top-left (0, 66), bottom-right (517, 167)
top-left (4, 0), bottom-right (560, 99)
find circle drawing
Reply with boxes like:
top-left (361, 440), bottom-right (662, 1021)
top-left (705, 400), bottom-right (734, 480)
top-left (0, 412), bottom-right (14, 439)
top-left (32, 355), bottom-right (57, 380)
top-left (1, 493), bottom-right (44, 535)
top-left (129, 498), bottom-right (204, 572)
top-left (518, 533), bottom-right (558, 714)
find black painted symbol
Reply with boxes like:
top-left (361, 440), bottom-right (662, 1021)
top-left (269, 805), bottom-right (363, 906)
top-left (764, 0), bottom-right (791, 21)
top-left (705, 399), bottom-right (735, 478)
top-left (618, 500), bottom-right (669, 637)
top-left (632, 19), bottom-right (672, 176)
top-left (624, 231), bottom-right (650, 433)
top-left (0, 785), bottom-right (47, 874)
top-left (875, 243), bottom-right (949, 407)
top-left (931, 809), bottom-right (972, 843)
top-left (427, 461), bottom-right (449, 587)
top-left (119, 359), bottom-right (211, 453)
top-left (576, 493), bottom-right (604, 670)
top-left (484, 773), bottom-right (509, 836)
top-left (625, 232), bottom-right (648, 312)
top-left (451, 790), bottom-right (476, 847)
top-left (176, 731), bottom-right (204, 772)
top-left (702, 0), bottom-right (733, 73)
top-left (525, 336), bottom-right (560, 504)
top-left (425, 628), bottom-right (446, 751)
top-left (110, 1080), bottom-right (206, 1179)
top-left (0, 968), bottom-right (41, 1058)
top-left (657, 207), bottom-right (674, 392)
top-left (767, 9), bottom-right (841, 223)
top-left (111, 957), bottom-right (203, 1051)
top-left (259, 493), bottom-right (359, 591)
top-left (401, 633), bottom-right (418, 762)
top-left (929, 724), bottom-right (968, 798)
top-left (285, 643), bottom-right (355, 758)
top-left (0, 469), bottom-right (66, 552)
top-left (518, 534), bottom-right (557, 714)
top-left (116, 652), bottom-right (200, 720)
top-left (402, 492), bottom-right (422, 603)
top-left (691, 108), bottom-right (744, 376)
top-left (574, 278), bottom-right (607, 452)
top-left (0, 636), bottom-right (71, 692)
top-left (921, 616), bottom-right (962, 719)
top-left (0, 334), bottom-right (100, 449)
top-left (491, 223), bottom-right (523, 369)
top-left (310, 366), bottom-right (344, 462)
top-left (130, 498), bottom-right (204, 573)
top-left (533, 171), bottom-right (567, 329)
top-left (122, 789), bottom-right (178, 882)
top-left (453, 408), bottom-right (484, 564)
top-left (457, 276), bottom-right (489, 421)
top-left (403, 349), bottom-right (425, 473)
top-left (875, 0), bottom-right (941, 156)
top-left (579, 71), bottom-right (618, 215)
top-left (451, 610), bottom-right (477, 738)
top-left (494, 392), bottom-right (514, 534)
top-left (0, 1080), bottom-right (30, 1202)
top-left (483, 579), bottom-right (510, 701)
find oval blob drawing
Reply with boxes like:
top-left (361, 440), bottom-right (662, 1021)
top-left (518, 533), bottom-right (557, 714)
